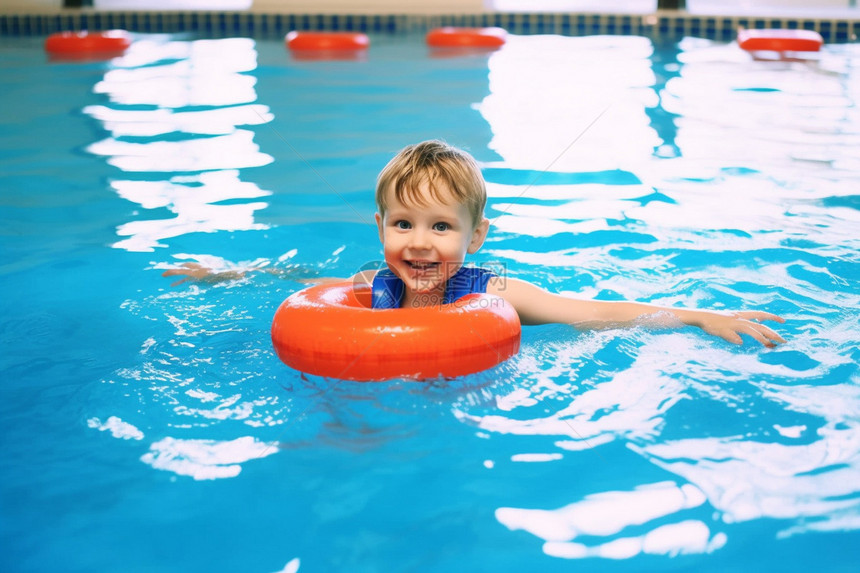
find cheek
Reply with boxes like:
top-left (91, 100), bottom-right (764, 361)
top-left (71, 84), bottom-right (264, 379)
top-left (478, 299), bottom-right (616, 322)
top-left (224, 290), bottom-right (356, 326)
top-left (440, 236), bottom-right (469, 257)
top-left (381, 232), bottom-right (402, 253)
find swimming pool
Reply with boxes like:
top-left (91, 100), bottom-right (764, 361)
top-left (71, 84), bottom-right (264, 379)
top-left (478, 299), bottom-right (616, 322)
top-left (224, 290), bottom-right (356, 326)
top-left (1, 30), bottom-right (859, 573)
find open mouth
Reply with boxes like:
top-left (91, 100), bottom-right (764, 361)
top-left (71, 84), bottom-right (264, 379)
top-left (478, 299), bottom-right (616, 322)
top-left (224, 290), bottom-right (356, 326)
top-left (406, 260), bottom-right (440, 271)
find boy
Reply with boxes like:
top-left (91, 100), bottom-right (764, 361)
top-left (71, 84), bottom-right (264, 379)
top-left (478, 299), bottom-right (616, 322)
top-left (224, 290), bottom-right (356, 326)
top-left (363, 140), bottom-right (784, 347)
top-left (166, 140), bottom-right (785, 347)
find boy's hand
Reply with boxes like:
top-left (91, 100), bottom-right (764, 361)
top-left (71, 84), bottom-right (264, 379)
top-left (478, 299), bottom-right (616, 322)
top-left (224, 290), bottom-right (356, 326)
top-left (697, 311), bottom-right (786, 348)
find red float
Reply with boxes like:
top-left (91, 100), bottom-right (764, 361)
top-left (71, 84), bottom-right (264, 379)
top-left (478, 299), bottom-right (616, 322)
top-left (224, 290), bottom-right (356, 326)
top-left (737, 29), bottom-right (823, 52)
top-left (271, 281), bottom-right (521, 381)
top-left (285, 31), bottom-right (370, 52)
top-left (426, 27), bottom-right (507, 49)
top-left (44, 30), bottom-right (132, 56)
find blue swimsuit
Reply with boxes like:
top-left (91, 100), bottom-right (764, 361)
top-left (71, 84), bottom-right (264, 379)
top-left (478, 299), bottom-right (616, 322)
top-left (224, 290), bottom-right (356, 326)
top-left (371, 266), bottom-right (496, 309)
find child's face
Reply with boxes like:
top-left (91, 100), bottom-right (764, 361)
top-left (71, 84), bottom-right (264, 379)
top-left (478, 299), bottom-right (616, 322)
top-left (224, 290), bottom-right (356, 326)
top-left (376, 180), bottom-right (488, 299)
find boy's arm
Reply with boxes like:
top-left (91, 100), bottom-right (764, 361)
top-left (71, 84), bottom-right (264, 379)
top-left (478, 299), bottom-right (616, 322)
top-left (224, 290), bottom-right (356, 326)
top-left (487, 277), bottom-right (785, 347)
top-left (162, 262), bottom-right (376, 287)
top-left (162, 263), bottom-right (246, 286)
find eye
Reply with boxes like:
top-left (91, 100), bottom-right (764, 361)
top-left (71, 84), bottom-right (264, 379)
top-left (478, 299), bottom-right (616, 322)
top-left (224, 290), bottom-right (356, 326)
top-left (432, 222), bottom-right (450, 232)
top-left (394, 220), bottom-right (411, 230)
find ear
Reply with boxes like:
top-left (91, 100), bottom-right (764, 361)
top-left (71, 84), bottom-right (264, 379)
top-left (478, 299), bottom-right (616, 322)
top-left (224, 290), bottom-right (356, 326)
top-left (375, 212), bottom-right (384, 244)
top-left (467, 217), bottom-right (490, 254)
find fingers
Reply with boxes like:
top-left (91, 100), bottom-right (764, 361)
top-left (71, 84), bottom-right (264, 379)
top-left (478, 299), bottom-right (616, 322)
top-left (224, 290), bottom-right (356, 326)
top-left (735, 320), bottom-right (786, 347)
top-left (719, 330), bottom-right (744, 345)
top-left (739, 324), bottom-right (776, 348)
top-left (756, 323), bottom-right (786, 345)
top-left (707, 313), bottom-right (786, 347)
top-left (735, 310), bottom-right (786, 324)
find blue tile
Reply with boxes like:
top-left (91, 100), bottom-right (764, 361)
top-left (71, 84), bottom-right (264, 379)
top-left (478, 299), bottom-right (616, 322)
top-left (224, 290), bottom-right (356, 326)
top-left (835, 27), bottom-right (848, 42)
top-left (621, 15), bottom-right (634, 34)
top-left (0, 8), bottom-right (857, 44)
top-left (605, 15), bottom-right (616, 35)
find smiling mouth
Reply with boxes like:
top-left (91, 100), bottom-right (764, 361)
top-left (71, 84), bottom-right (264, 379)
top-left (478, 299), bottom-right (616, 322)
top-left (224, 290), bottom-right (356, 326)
top-left (406, 261), bottom-right (440, 271)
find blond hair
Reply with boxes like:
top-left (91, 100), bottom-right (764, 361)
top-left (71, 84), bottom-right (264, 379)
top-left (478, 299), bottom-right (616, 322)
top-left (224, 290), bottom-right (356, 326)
top-left (375, 140), bottom-right (486, 226)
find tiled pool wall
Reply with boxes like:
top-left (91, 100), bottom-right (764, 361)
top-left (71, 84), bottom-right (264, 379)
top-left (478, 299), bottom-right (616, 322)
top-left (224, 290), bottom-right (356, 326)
top-left (1, 10), bottom-right (858, 43)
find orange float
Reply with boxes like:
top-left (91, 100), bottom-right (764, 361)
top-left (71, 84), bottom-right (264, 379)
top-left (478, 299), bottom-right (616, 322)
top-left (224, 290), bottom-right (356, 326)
top-left (737, 29), bottom-right (823, 52)
top-left (271, 281), bottom-right (521, 381)
top-left (44, 30), bottom-right (132, 56)
top-left (285, 31), bottom-right (370, 52)
top-left (426, 27), bottom-right (507, 49)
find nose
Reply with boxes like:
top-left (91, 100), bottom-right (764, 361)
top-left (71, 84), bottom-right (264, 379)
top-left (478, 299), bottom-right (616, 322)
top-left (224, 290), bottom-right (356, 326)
top-left (408, 227), bottom-right (432, 250)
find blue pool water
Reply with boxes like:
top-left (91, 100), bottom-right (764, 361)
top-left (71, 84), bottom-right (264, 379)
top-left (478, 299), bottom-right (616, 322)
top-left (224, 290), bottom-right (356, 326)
top-left (2, 31), bottom-right (859, 573)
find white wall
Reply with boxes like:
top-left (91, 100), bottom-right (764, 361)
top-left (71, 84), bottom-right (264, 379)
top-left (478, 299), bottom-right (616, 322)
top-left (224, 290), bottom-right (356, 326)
top-left (0, 0), bottom-right (63, 12)
top-left (0, 0), bottom-right (489, 13)
top-left (250, 0), bottom-right (489, 14)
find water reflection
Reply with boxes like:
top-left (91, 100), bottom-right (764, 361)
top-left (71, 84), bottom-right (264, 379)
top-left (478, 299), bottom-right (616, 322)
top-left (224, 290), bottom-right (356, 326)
top-left (478, 35), bottom-right (659, 173)
top-left (664, 37), bottom-right (859, 176)
top-left (497, 482), bottom-right (726, 559)
top-left (94, 38), bottom-right (259, 107)
top-left (110, 170), bottom-right (269, 252)
top-left (84, 37), bottom-right (274, 252)
top-left (472, 34), bottom-right (860, 561)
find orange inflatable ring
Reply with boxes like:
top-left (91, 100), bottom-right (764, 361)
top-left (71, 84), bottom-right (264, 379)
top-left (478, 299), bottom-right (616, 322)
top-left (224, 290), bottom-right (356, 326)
top-left (286, 31), bottom-right (370, 51)
top-left (45, 30), bottom-right (132, 55)
top-left (426, 27), bottom-right (507, 49)
top-left (271, 281), bottom-right (521, 381)
top-left (737, 29), bottom-right (823, 52)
